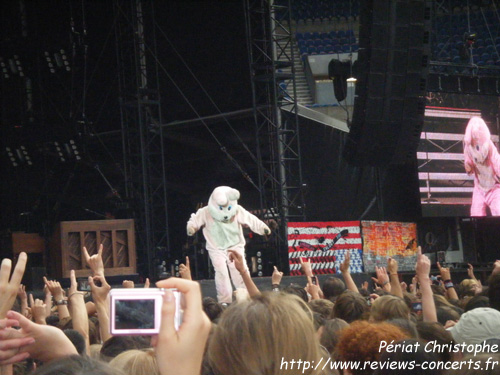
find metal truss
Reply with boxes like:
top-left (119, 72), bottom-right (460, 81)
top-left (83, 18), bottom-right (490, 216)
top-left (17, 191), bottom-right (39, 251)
top-left (114, 0), bottom-right (169, 277)
top-left (244, 0), bottom-right (305, 271)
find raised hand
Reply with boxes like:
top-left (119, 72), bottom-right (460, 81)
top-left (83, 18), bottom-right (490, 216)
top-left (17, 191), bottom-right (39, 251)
top-left (305, 276), bottom-right (320, 300)
top-left (271, 266), bottom-right (283, 286)
top-left (0, 252), bottom-right (28, 319)
top-left (44, 275), bottom-right (70, 319)
top-left (88, 274), bottom-right (111, 342)
top-left (68, 269), bottom-right (79, 297)
top-left (179, 257), bottom-right (192, 280)
top-left (299, 257), bottom-right (313, 277)
top-left (228, 250), bottom-right (260, 297)
top-left (43, 277), bottom-right (65, 303)
top-left (387, 257), bottom-right (398, 275)
top-left (492, 260), bottom-right (500, 276)
top-left (410, 276), bottom-right (418, 294)
top-left (4, 310), bottom-right (78, 363)
top-left (29, 294), bottom-right (47, 325)
top-left (68, 269), bottom-right (89, 354)
top-left (43, 285), bottom-right (52, 317)
top-left (416, 247), bottom-right (431, 279)
top-left (88, 275), bottom-right (111, 305)
top-left (360, 281), bottom-right (369, 291)
top-left (436, 261), bottom-right (451, 281)
top-left (83, 244), bottom-right (105, 277)
top-left (17, 285), bottom-right (27, 301)
top-left (122, 280), bottom-right (135, 288)
top-left (467, 263), bottom-right (477, 280)
top-left (0, 317), bottom-right (34, 365)
top-left (227, 250), bottom-right (246, 274)
top-left (371, 266), bottom-right (390, 289)
top-left (415, 246), bottom-right (437, 322)
top-left (400, 281), bottom-right (408, 292)
top-left (339, 252), bottom-right (351, 274)
top-left (17, 284), bottom-right (29, 318)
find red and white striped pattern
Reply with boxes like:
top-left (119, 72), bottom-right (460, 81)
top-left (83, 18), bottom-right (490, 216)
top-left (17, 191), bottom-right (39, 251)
top-left (287, 221), bottom-right (363, 275)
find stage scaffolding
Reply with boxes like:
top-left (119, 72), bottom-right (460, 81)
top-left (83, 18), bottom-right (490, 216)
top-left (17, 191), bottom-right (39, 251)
top-left (113, 0), bottom-right (305, 274)
top-left (244, 0), bottom-right (306, 271)
top-left (114, 0), bottom-right (170, 277)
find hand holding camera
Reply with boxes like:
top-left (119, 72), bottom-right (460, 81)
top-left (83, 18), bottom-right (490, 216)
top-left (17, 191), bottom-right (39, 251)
top-left (151, 278), bottom-right (211, 375)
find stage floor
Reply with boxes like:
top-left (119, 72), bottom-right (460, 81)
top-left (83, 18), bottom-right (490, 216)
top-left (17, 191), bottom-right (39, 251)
top-left (197, 273), bottom-right (372, 300)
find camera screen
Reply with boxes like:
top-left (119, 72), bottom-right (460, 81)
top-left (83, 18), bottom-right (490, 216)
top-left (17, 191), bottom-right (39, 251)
top-left (114, 299), bottom-right (155, 330)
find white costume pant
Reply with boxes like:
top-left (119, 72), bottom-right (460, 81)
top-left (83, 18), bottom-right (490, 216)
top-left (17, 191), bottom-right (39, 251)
top-left (208, 247), bottom-right (247, 303)
top-left (471, 183), bottom-right (500, 216)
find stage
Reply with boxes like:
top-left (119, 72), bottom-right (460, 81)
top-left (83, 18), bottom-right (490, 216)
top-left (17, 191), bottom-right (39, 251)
top-left (197, 273), bottom-right (373, 299)
top-left (26, 264), bottom-right (495, 302)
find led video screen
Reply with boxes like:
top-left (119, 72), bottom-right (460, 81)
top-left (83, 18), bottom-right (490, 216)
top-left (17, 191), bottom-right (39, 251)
top-left (418, 92), bottom-right (500, 217)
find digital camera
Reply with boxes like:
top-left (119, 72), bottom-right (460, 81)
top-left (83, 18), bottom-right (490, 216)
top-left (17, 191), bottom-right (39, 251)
top-left (109, 288), bottom-right (183, 335)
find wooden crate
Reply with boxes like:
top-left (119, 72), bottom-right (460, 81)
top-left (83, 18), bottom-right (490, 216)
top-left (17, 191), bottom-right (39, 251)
top-left (51, 219), bottom-right (136, 278)
top-left (12, 232), bottom-right (46, 256)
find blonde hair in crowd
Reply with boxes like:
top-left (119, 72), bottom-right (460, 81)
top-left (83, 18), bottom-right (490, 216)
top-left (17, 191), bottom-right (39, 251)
top-left (370, 294), bottom-right (410, 322)
top-left (108, 348), bottom-right (159, 375)
top-left (459, 278), bottom-right (479, 297)
top-left (207, 292), bottom-right (329, 375)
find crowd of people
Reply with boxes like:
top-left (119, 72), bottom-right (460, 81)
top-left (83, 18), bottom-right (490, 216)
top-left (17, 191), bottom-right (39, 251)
top-left (0, 245), bottom-right (500, 375)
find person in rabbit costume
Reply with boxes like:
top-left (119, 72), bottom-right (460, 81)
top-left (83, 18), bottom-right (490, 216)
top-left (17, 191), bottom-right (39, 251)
top-left (463, 116), bottom-right (500, 216)
top-left (186, 186), bottom-right (271, 303)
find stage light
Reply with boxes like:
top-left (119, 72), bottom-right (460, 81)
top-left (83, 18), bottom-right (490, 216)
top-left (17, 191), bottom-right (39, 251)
top-left (54, 141), bottom-right (65, 162)
top-left (5, 55), bottom-right (24, 77)
top-left (64, 139), bottom-right (81, 160)
top-left (0, 58), bottom-right (8, 79)
top-left (61, 49), bottom-right (71, 71)
top-left (45, 51), bottom-right (55, 73)
top-left (61, 49), bottom-right (69, 65)
top-left (52, 139), bottom-right (82, 162)
top-left (14, 55), bottom-right (24, 77)
top-left (6, 146), bottom-right (32, 167)
top-left (6, 147), bottom-right (17, 167)
top-left (174, 259), bottom-right (180, 277)
top-left (256, 251), bottom-right (263, 276)
top-left (44, 49), bottom-right (71, 73)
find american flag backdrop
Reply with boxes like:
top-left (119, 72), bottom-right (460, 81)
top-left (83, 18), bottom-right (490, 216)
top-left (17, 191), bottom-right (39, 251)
top-left (288, 221), bottom-right (363, 275)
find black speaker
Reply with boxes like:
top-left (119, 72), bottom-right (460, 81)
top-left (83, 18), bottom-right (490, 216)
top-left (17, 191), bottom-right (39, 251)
top-left (343, 0), bottom-right (432, 166)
